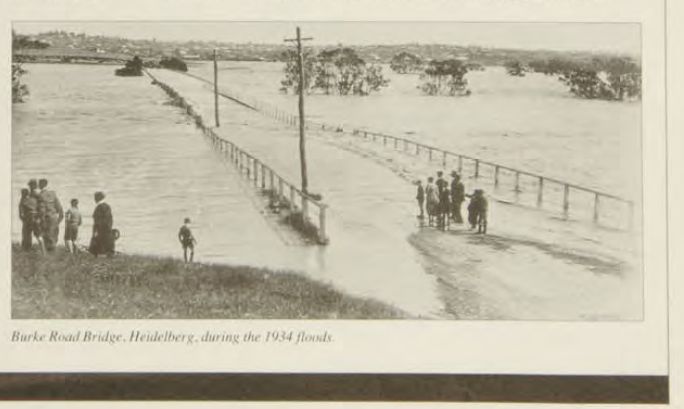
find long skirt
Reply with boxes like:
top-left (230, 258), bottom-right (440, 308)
top-left (89, 227), bottom-right (115, 256)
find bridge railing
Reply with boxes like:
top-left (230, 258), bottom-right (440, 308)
top-left (148, 70), bottom-right (329, 245)
top-left (176, 70), bottom-right (635, 230)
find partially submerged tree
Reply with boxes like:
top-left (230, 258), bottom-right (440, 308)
top-left (419, 59), bottom-right (470, 96)
top-left (159, 56), bottom-right (188, 72)
top-left (504, 60), bottom-right (526, 77)
top-left (280, 47), bottom-right (389, 96)
top-left (389, 52), bottom-right (424, 74)
top-left (12, 63), bottom-right (29, 103)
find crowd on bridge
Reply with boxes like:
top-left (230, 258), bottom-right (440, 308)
top-left (416, 170), bottom-right (488, 234)
top-left (18, 178), bottom-right (117, 257)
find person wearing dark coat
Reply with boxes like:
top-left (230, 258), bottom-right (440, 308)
top-left (37, 178), bottom-right (64, 252)
top-left (438, 187), bottom-right (451, 231)
top-left (450, 171), bottom-right (465, 224)
top-left (467, 189), bottom-right (488, 234)
top-left (415, 180), bottom-right (425, 219)
top-left (89, 191), bottom-right (115, 257)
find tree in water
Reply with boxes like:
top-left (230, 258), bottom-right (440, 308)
top-left (280, 47), bottom-right (389, 96)
top-left (419, 59), bottom-right (470, 96)
top-left (504, 60), bottom-right (526, 77)
top-left (390, 52), bottom-right (424, 74)
top-left (12, 63), bottom-right (29, 103)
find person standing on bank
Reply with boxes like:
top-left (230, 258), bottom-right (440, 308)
top-left (37, 178), bottom-right (64, 252)
top-left (415, 180), bottom-right (425, 219)
top-left (178, 217), bottom-right (197, 263)
top-left (24, 179), bottom-right (45, 253)
top-left (450, 171), bottom-right (465, 224)
top-left (19, 188), bottom-right (32, 250)
top-left (64, 198), bottom-right (82, 253)
top-left (438, 186), bottom-right (451, 231)
top-left (89, 191), bottom-right (115, 257)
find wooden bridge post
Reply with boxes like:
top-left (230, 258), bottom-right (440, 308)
top-left (593, 193), bottom-right (600, 223)
top-left (269, 169), bottom-right (275, 191)
top-left (537, 177), bottom-right (544, 207)
top-left (394, 138), bottom-right (399, 150)
top-left (254, 160), bottom-right (259, 187)
top-left (442, 151), bottom-right (447, 168)
top-left (261, 164), bottom-right (266, 189)
top-left (278, 177), bottom-right (285, 200)
top-left (383, 135), bottom-right (387, 146)
top-left (475, 159), bottom-right (480, 178)
top-left (404, 140), bottom-right (409, 152)
top-left (318, 204), bottom-right (328, 244)
top-left (494, 165), bottom-right (500, 187)
top-left (302, 196), bottom-right (309, 221)
top-left (563, 184), bottom-right (570, 216)
top-left (416, 144), bottom-right (420, 155)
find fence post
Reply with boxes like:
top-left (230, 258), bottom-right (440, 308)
top-left (318, 204), bottom-right (328, 244)
top-left (269, 169), bottom-right (275, 191)
top-left (416, 144), bottom-right (420, 155)
top-left (537, 177), bottom-right (544, 207)
top-left (475, 159), bottom-right (480, 178)
top-left (593, 193), bottom-right (600, 223)
top-left (563, 184), bottom-right (570, 216)
top-left (246, 156), bottom-right (251, 178)
top-left (261, 163), bottom-right (266, 189)
top-left (404, 140), bottom-right (409, 152)
top-left (442, 151), bottom-right (447, 168)
top-left (494, 165), bottom-right (500, 187)
top-left (278, 177), bottom-right (285, 200)
top-left (383, 135), bottom-right (387, 146)
top-left (254, 161), bottom-right (259, 186)
top-left (394, 138), bottom-right (399, 149)
top-left (302, 196), bottom-right (309, 221)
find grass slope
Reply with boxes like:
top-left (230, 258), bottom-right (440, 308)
top-left (11, 244), bottom-right (406, 319)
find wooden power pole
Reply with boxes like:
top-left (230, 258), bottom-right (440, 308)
top-left (213, 49), bottom-right (220, 127)
top-left (285, 27), bottom-right (312, 194)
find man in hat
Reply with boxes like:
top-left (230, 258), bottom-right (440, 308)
top-left (178, 217), bottom-right (197, 263)
top-left (37, 178), bottom-right (63, 252)
top-left (450, 171), bottom-right (465, 224)
top-left (89, 191), bottom-right (115, 257)
top-left (435, 171), bottom-right (449, 221)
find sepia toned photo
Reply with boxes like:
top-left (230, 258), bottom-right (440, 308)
top-left (11, 21), bottom-right (644, 321)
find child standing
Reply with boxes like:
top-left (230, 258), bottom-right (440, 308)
top-left (178, 217), bottom-right (197, 263)
top-left (64, 198), bottom-right (82, 253)
top-left (415, 180), bottom-right (425, 219)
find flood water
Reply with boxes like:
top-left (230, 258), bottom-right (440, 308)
top-left (11, 63), bottom-right (642, 319)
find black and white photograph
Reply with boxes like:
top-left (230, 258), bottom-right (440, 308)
top-left (10, 21), bottom-right (646, 321)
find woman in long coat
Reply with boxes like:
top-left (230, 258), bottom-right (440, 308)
top-left (89, 191), bottom-right (115, 257)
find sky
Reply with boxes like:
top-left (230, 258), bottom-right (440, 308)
top-left (13, 22), bottom-right (641, 55)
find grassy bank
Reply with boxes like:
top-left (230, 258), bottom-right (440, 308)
top-left (11, 244), bottom-right (406, 319)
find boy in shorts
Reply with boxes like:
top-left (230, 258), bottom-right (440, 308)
top-left (178, 217), bottom-right (197, 263)
top-left (64, 198), bottom-right (82, 253)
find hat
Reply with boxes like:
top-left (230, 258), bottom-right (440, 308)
top-left (28, 179), bottom-right (37, 188)
top-left (451, 171), bottom-right (459, 177)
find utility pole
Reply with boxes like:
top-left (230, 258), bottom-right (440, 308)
top-left (213, 49), bottom-right (220, 127)
top-left (285, 27), bottom-right (312, 194)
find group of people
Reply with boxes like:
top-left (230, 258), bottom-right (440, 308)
top-left (18, 179), bottom-right (117, 257)
top-left (415, 170), bottom-right (488, 234)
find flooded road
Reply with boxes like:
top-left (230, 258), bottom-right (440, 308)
top-left (11, 64), bottom-right (642, 319)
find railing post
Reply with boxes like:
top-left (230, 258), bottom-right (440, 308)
top-left (537, 176), bottom-right (544, 207)
top-left (246, 156), bottom-right (251, 178)
top-left (269, 169), bottom-right (275, 191)
top-left (475, 159), bottom-right (480, 178)
top-left (383, 135), bottom-right (387, 146)
top-left (442, 151), bottom-right (447, 168)
top-left (593, 193), bottom-right (600, 223)
top-left (394, 138), bottom-right (399, 149)
top-left (261, 163), bottom-right (266, 189)
top-left (494, 165), bottom-right (500, 187)
top-left (404, 140), bottom-right (408, 152)
top-left (416, 144), bottom-right (420, 155)
top-left (278, 177), bottom-right (285, 199)
top-left (254, 160), bottom-right (259, 186)
top-left (563, 184), bottom-right (570, 216)
top-left (302, 196), bottom-right (309, 220)
top-left (364, 131), bottom-right (368, 139)
top-left (318, 204), bottom-right (328, 244)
